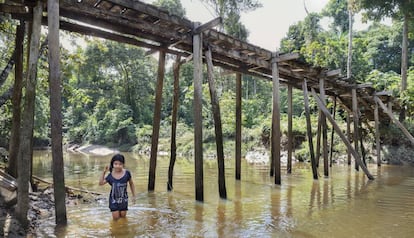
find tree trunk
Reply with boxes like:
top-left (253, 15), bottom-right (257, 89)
top-left (0, 50), bottom-right (15, 87)
top-left (347, 8), bottom-right (353, 79)
top-left (399, 13), bottom-right (408, 122)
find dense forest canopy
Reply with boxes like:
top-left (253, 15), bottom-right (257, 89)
top-left (0, 0), bottom-right (413, 157)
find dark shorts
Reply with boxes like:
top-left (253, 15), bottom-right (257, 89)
top-left (109, 201), bottom-right (128, 212)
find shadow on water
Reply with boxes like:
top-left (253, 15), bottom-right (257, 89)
top-left (32, 151), bottom-right (414, 237)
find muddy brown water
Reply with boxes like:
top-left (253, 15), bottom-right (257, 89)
top-left (32, 151), bottom-right (414, 237)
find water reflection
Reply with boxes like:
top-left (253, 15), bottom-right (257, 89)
top-left (109, 217), bottom-right (132, 237)
top-left (32, 152), bottom-right (414, 237)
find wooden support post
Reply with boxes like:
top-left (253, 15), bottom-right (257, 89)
top-left (311, 89), bottom-right (374, 180)
top-left (359, 120), bottom-right (367, 166)
top-left (7, 20), bottom-right (25, 178)
top-left (302, 79), bottom-right (318, 180)
top-left (319, 79), bottom-right (329, 177)
top-left (329, 97), bottom-right (337, 167)
top-left (168, 55), bottom-right (181, 191)
top-left (193, 23), bottom-right (204, 201)
top-left (205, 48), bottom-right (227, 199)
top-left (375, 96), bottom-right (414, 145)
top-left (374, 100), bottom-right (381, 166)
top-left (316, 112), bottom-right (321, 168)
top-left (287, 85), bottom-right (293, 174)
top-left (48, 0), bottom-right (67, 225)
top-left (235, 73), bottom-right (242, 180)
top-left (352, 88), bottom-right (360, 171)
top-left (346, 113), bottom-right (352, 165)
top-left (17, 1), bottom-right (42, 229)
top-left (148, 50), bottom-right (166, 191)
top-left (271, 52), bottom-right (281, 185)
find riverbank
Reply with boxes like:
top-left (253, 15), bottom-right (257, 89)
top-left (0, 187), bottom-right (55, 237)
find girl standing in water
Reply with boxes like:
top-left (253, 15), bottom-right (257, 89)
top-left (99, 154), bottom-right (136, 220)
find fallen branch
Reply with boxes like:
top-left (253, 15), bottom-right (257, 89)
top-left (32, 175), bottom-right (103, 196)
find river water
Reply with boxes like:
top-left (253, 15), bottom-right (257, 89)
top-left (32, 151), bottom-right (414, 237)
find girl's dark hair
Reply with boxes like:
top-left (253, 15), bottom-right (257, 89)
top-left (109, 154), bottom-right (125, 172)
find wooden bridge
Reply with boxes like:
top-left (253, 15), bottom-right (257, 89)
top-left (2, 0), bottom-right (413, 207)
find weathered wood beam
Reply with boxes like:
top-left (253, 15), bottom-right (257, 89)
top-left (106, 0), bottom-right (193, 28)
top-left (276, 52), bottom-right (299, 62)
top-left (271, 52), bottom-right (281, 184)
top-left (48, 0), bottom-right (67, 225)
top-left (58, 21), bottom-right (189, 57)
top-left (203, 30), bottom-right (272, 59)
top-left (326, 69), bottom-right (341, 77)
top-left (193, 17), bottom-right (222, 34)
top-left (60, 1), bottom-right (191, 44)
top-left (374, 96), bottom-right (414, 145)
top-left (0, 3), bottom-right (29, 14)
top-left (193, 23), bottom-right (203, 202)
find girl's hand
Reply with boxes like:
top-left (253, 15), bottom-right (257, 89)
top-left (131, 196), bottom-right (136, 205)
top-left (104, 165), bottom-right (109, 173)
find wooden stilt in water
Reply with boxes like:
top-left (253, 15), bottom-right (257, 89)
top-left (302, 79), bottom-right (318, 180)
top-left (311, 89), bottom-right (374, 180)
top-left (287, 85), bottom-right (293, 174)
top-left (316, 112), bottom-right (321, 168)
top-left (205, 48), bottom-right (227, 199)
top-left (329, 97), bottom-right (337, 167)
top-left (352, 88), bottom-right (360, 171)
top-left (193, 23), bottom-right (204, 201)
top-left (148, 50), bottom-right (166, 191)
top-left (235, 73), bottom-right (242, 180)
top-left (271, 52), bottom-right (281, 185)
top-left (168, 56), bottom-right (181, 191)
top-left (17, 2), bottom-right (42, 228)
top-left (319, 79), bottom-right (329, 177)
top-left (48, 0), bottom-right (67, 225)
top-left (346, 113), bottom-right (352, 165)
top-left (374, 100), bottom-right (381, 166)
top-left (8, 20), bottom-right (25, 178)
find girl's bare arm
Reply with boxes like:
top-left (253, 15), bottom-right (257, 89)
top-left (99, 166), bottom-right (109, 185)
top-left (129, 178), bottom-right (136, 198)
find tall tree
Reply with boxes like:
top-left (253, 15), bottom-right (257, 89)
top-left (200, 0), bottom-right (261, 39)
top-left (359, 0), bottom-right (414, 121)
top-left (322, 0), bottom-right (359, 79)
top-left (153, 0), bottom-right (186, 17)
